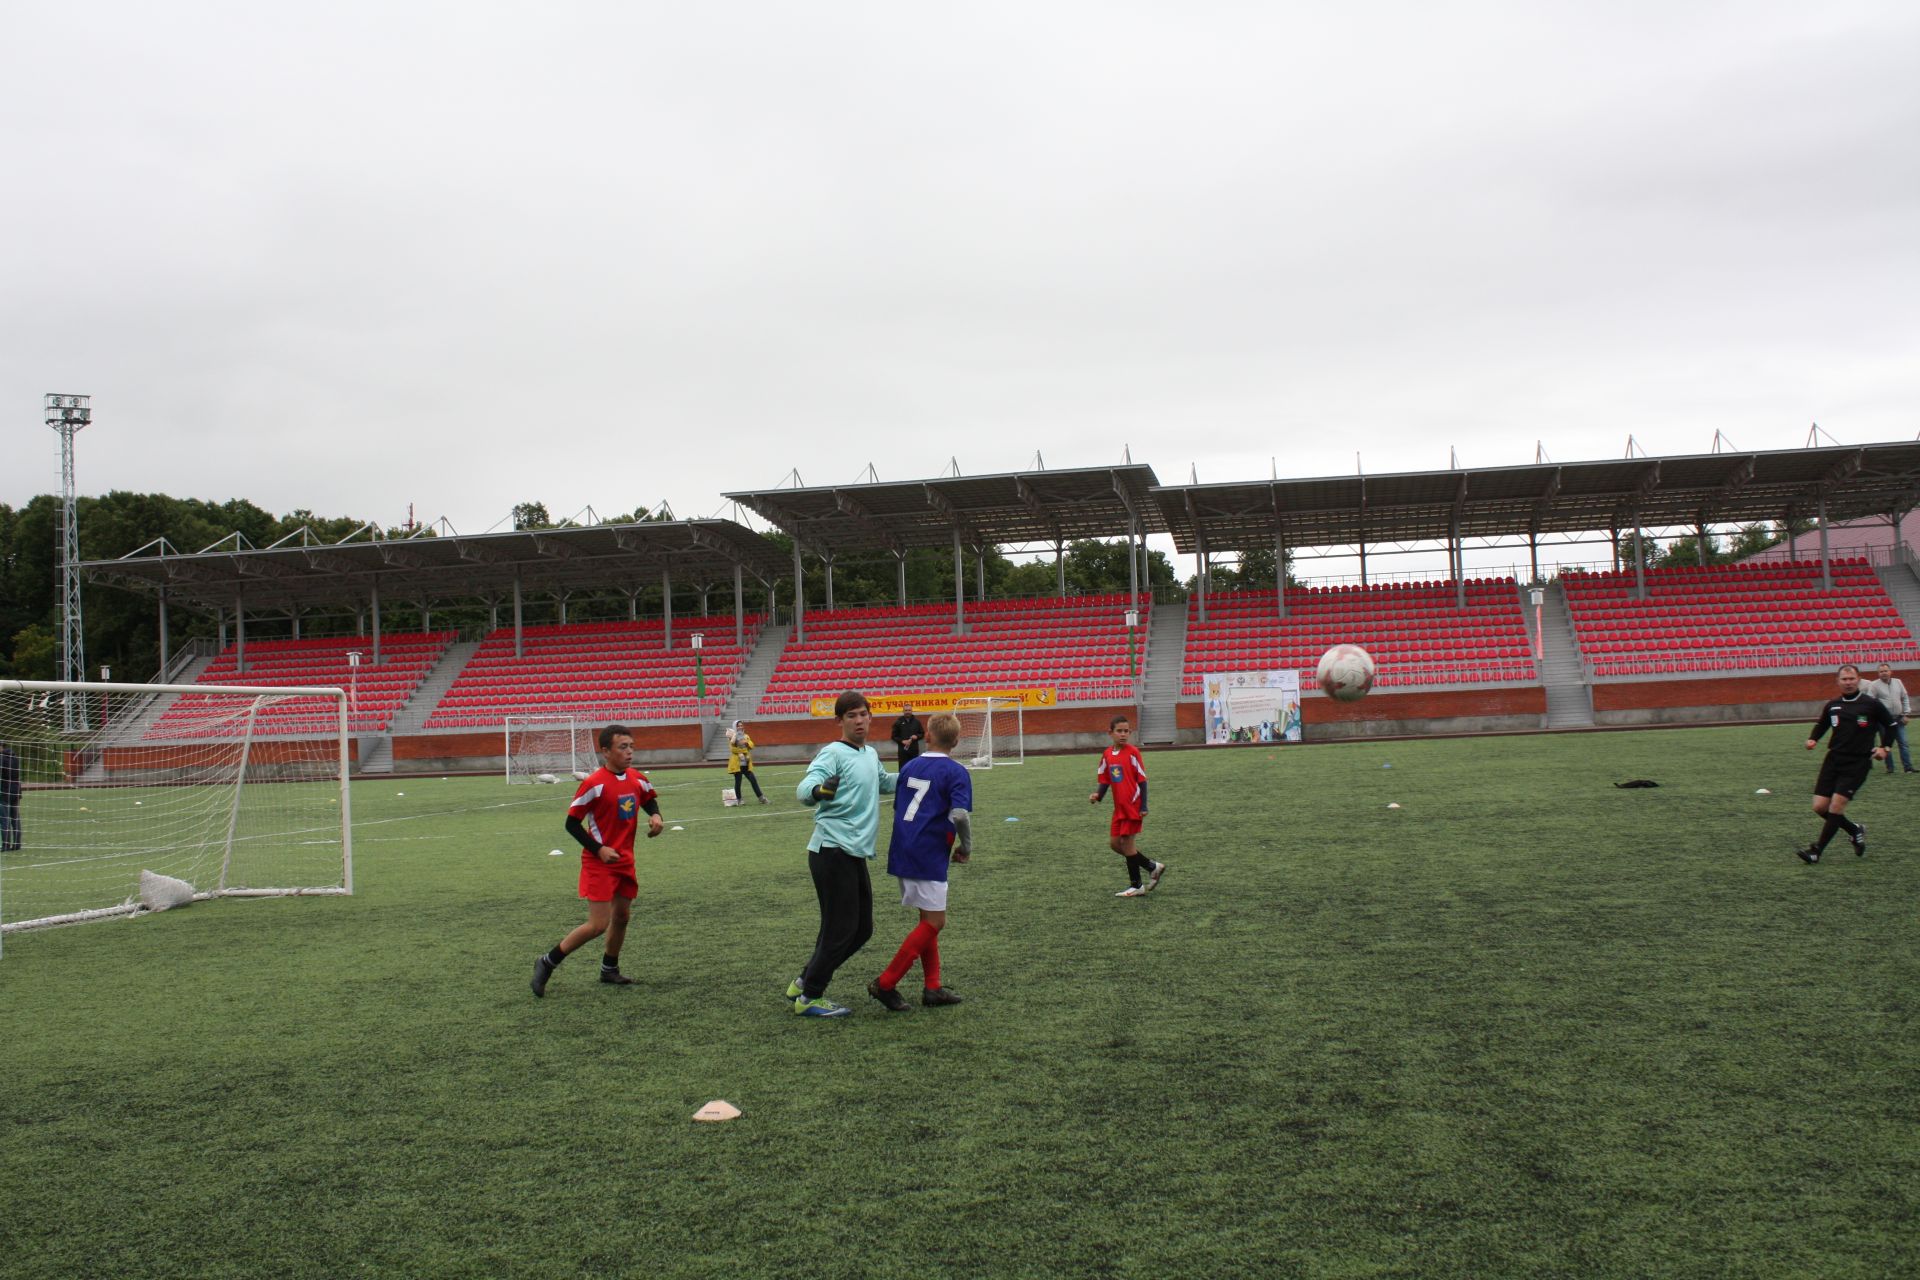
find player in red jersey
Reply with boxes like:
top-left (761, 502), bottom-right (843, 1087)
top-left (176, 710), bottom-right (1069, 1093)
top-left (530, 725), bottom-right (663, 996)
top-left (1089, 714), bottom-right (1166, 897)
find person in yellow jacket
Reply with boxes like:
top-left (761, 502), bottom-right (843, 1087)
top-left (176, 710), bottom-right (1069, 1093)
top-left (728, 720), bottom-right (768, 805)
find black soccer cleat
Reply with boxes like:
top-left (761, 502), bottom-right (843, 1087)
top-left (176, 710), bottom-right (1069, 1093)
top-left (1795, 844), bottom-right (1821, 865)
top-left (531, 954), bottom-right (557, 997)
top-left (1852, 823), bottom-right (1867, 857)
top-left (867, 979), bottom-right (912, 1012)
top-left (599, 968), bottom-right (636, 985)
top-left (922, 986), bottom-right (964, 1007)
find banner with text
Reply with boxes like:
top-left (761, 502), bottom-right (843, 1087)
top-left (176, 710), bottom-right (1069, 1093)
top-left (1204, 671), bottom-right (1303, 744)
top-left (808, 689), bottom-right (1058, 718)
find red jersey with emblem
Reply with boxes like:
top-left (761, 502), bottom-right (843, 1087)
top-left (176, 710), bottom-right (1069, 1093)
top-left (1096, 745), bottom-right (1148, 820)
top-left (569, 767), bottom-right (657, 869)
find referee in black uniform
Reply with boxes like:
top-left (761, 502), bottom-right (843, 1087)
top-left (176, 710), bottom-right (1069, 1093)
top-left (1799, 663), bottom-right (1897, 864)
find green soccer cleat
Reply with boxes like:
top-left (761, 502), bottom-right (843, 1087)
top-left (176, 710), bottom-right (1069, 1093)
top-left (794, 996), bottom-right (851, 1018)
top-left (784, 976), bottom-right (805, 1001)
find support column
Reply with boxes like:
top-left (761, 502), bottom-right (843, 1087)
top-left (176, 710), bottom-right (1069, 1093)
top-left (235, 596), bottom-right (247, 673)
top-left (733, 565), bottom-right (745, 648)
top-left (1195, 538), bottom-right (1208, 624)
top-left (1055, 541), bottom-right (1066, 598)
top-left (1528, 528), bottom-right (1540, 584)
top-left (218, 608), bottom-right (228, 652)
top-left (419, 600), bottom-right (431, 633)
top-left (625, 588), bottom-right (639, 622)
top-left (290, 609), bottom-right (302, 641)
top-left (976, 547), bottom-right (986, 602)
top-left (157, 587), bottom-right (171, 676)
top-left (1127, 521), bottom-right (1140, 614)
top-left (1359, 543), bottom-right (1369, 588)
top-left (1453, 519), bottom-right (1466, 608)
top-left (1275, 530), bottom-right (1288, 620)
top-left (1696, 520), bottom-right (1711, 566)
top-left (662, 569), bottom-right (674, 649)
top-left (952, 530), bottom-right (966, 634)
top-left (370, 581), bottom-right (383, 664)
top-left (824, 554), bottom-right (835, 612)
top-left (1818, 497), bottom-right (1832, 590)
top-left (1631, 529), bottom-right (1647, 601)
top-left (512, 571), bottom-right (524, 660)
top-left (793, 542), bottom-right (806, 644)
top-left (896, 552), bottom-right (908, 608)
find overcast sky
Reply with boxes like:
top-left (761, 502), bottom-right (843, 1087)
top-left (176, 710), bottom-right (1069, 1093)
top-left (3, 1), bottom-right (1916, 572)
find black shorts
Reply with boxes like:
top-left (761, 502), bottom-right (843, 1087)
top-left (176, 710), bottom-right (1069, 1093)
top-left (1815, 754), bottom-right (1873, 800)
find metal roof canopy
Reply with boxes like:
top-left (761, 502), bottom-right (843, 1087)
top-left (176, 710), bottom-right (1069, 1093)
top-left (1156, 444), bottom-right (1920, 555)
top-left (725, 464), bottom-right (1167, 558)
top-left (80, 519), bottom-right (792, 615)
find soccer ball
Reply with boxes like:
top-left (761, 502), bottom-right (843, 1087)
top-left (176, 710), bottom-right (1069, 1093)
top-left (1316, 643), bottom-right (1376, 702)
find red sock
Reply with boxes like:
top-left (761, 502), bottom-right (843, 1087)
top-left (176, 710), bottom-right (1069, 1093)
top-left (879, 923), bottom-right (934, 989)
top-left (921, 930), bottom-right (942, 989)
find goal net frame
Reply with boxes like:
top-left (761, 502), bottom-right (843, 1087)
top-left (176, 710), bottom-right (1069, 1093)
top-left (953, 697), bottom-right (1025, 770)
top-left (0, 678), bottom-right (352, 951)
top-left (503, 715), bottom-right (590, 784)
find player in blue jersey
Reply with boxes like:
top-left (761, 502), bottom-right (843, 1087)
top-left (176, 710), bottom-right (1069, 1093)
top-left (868, 713), bottom-right (972, 1011)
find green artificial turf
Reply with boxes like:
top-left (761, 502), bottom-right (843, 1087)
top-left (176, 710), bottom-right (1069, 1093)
top-left (2, 725), bottom-right (1915, 1278)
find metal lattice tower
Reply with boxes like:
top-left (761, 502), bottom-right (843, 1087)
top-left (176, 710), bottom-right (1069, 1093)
top-left (47, 393), bottom-right (91, 730)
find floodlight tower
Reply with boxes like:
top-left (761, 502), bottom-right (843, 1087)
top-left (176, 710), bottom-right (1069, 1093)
top-left (47, 394), bottom-right (91, 730)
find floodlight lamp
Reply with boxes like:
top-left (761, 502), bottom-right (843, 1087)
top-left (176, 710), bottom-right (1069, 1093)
top-left (100, 665), bottom-right (111, 681)
top-left (690, 632), bottom-right (705, 651)
top-left (1124, 608), bottom-right (1140, 629)
top-left (347, 650), bottom-right (362, 667)
top-left (1528, 588), bottom-right (1544, 607)
top-left (45, 393), bottom-right (91, 429)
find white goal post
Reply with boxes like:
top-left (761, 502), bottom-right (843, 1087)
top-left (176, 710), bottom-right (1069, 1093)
top-left (0, 679), bottom-right (352, 952)
top-left (503, 716), bottom-right (590, 784)
top-left (953, 697), bottom-right (1025, 770)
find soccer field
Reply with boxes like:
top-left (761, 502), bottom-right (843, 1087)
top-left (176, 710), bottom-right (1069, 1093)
top-left (2, 725), bottom-right (1914, 1278)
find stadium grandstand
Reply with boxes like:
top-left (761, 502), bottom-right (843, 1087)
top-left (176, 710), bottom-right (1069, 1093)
top-left (72, 442), bottom-right (1920, 771)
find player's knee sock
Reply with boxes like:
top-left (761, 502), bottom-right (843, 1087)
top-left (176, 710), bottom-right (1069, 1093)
top-left (1125, 853), bottom-right (1152, 885)
top-left (879, 923), bottom-right (933, 989)
top-left (545, 944), bottom-right (568, 966)
top-left (600, 954), bottom-right (621, 972)
top-left (1815, 816), bottom-right (1846, 851)
top-left (922, 932), bottom-right (942, 989)
top-left (1831, 813), bottom-right (1860, 838)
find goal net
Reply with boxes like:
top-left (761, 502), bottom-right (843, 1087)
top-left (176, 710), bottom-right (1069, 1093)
top-left (0, 679), bottom-right (351, 952)
top-left (953, 697), bottom-right (1025, 770)
top-left (504, 716), bottom-right (590, 784)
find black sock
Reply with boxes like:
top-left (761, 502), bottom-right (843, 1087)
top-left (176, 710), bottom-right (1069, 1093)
top-left (1831, 814), bottom-right (1860, 838)
top-left (545, 945), bottom-right (567, 966)
top-left (1815, 817), bottom-right (1845, 851)
top-left (1125, 853), bottom-right (1151, 885)
top-left (600, 956), bottom-right (620, 972)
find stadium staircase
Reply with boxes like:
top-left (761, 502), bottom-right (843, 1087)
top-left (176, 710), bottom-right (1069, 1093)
top-left (1873, 562), bottom-right (1920, 640)
top-left (1136, 601), bottom-right (1187, 744)
top-left (1536, 582), bottom-right (1594, 729)
top-left (392, 640), bottom-right (482, 734)
top-left (706, 625), bottom-right (791, 760)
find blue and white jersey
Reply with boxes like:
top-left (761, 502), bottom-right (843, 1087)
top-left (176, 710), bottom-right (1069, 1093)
top-left (886, 752), bottom-right (972, 883)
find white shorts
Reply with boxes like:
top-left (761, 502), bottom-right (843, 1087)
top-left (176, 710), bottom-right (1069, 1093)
top-left (897, 877), bottom-right (949, 912)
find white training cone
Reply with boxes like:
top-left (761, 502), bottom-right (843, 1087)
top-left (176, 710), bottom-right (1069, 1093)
top-left (1755, 788), bottom-right (1772, 795)
top-left (693, 1100), bottom-right (741, 1123)
top-left (670, 825), bottom-right (685, 831)
top-left (548, 849), bottom-right (565, 857)
top-left (1386, 802), bottom-right (1401, 809)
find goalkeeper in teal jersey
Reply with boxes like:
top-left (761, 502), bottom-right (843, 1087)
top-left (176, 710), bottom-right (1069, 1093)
top-left (785, 690), bottom-right (896, 1018)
